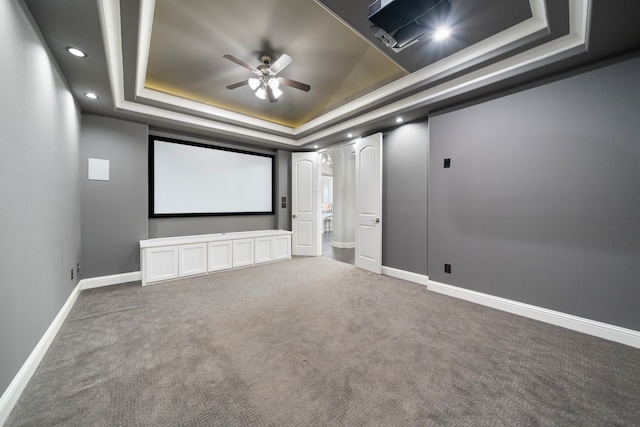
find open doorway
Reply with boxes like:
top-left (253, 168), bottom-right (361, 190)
top-left (321, 146), bottom-right (355, 265)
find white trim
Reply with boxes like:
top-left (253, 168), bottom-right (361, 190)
top-left (136, 0), bottom-right (155, 95)
top-left (427, 279), bottom-right (640, 349)
top-left (382, 266), bottom-right (430, 286)
top-left (96, 0), bottom-right (123, 106)
top-left (0, 271), bottom-right (143, 423)
top-left (80, 271), bottom-right (141, 290)
top-left (296, 0), bottom-right (549, 134)
top-left (97, 0), bottom-right (591, 146)
top-left (382, 266), bottom-right (640, 349)
top-left (0, 283), bottom-right (82, 425)
top-left (134, 0), bottom-right (548, 136)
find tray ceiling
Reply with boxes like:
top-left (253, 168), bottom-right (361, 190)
top-left (23, 0), bottom-right (640, 149)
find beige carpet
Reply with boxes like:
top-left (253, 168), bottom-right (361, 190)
top-left (6, 256), bottom-right (640, 426)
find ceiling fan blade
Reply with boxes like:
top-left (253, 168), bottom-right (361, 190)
top-left (226, 80), bottom-right (249, 90)
top-left (278, 77), bottom-right (311, 92)
top-left (266, 86), bottom-right (278, 103)
top-left (270, 54), bottom-right (293, 74)
top-left (223, 54), bottom-right (258, 73)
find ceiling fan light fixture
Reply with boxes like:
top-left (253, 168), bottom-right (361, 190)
top-left (248, 77), bottom-right (260, 90)
top-left (224, 53), bottom-right (310, 103)
top-left (268, 77), bottom-right (280, 90)
top-left (255, 87), bottom-right (267, 100)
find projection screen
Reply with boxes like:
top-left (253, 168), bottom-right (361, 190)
top-left (150, 137), bottom-right (274, 217)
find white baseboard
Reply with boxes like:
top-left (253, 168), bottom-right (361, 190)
top-left (331, 241), bottom-right (355, 249)
top-left (80, 271), bottom-right (141, 290)
top-left (0, 271), bottom-right (142, 424)
top-left (382, 266), bottom-right (430, 286)
top-left (381, 266), bottom-right (640, 349)
top-left (426, 279), bottom-right (640, 349)
top-left (0, 282), bottom-right (82, 426)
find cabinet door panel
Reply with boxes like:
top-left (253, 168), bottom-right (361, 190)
top-left (179, 243), bottom-right (207, 277)
top-left (208, 241), bottom-right (232, 272)
top-left (255, 237), bottom-right (274, 264)
top-left (274, 235), bottom-right (291, 260)
top-left (233, 239), bottom-right (254, 267)
top-left (145, 246), bottom-right (179, 284)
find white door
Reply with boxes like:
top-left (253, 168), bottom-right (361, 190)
top-left (292, 152), bottom-right (321, 256)
top-left (355, 133), bottom-right (383, 274)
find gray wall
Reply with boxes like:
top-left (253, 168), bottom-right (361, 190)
top-left (429, 57), bottom-right (640, 330)
top-left (0, 0), bottom-right (81, 395)
top-left (80, 124), bottom-right (285, 243)
top-left (383, 121), bottom-right (429, 275)
top-left (80, 115), bottom-right (149, 279)
top-left (149, 215), bottom-right (276, 238)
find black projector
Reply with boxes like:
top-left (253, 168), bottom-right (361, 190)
top-left (369, 0), bottom-right (452, 50)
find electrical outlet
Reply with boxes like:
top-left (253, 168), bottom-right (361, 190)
top-left (77, 262), bottom-right (80, 273)
top-left (444, 158), bottom-right (451, 168)
top-left (444, 263), bottom-right (452, 274)
top-left (71, 269), bottom-right (74, 280)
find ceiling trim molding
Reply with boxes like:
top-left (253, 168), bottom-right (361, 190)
top-left (98, 0), bottom-right (591, 147)
top-left (135, 0), bottom-right (296, 135)
top-left (295, 0), bottom-right (550, 134)
top-left (135, 0), bottom-right (154, 97)
top-left (97, 0), bottom-right (124, 107)
top-left (135, 87), bottom-right (296, 136)
top-left (133, 0), bottom-right (548, 136)
top-left (99, 0), bottom-right (297, 145)
top-left (295, 0), bottom-right (591, 146)
top-left (114, 99), bottom-right (296, 147)
top-left (296, 35), bottom-right (588, 146)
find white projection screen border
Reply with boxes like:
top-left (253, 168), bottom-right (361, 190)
top-left (149, 137), bottom-right (274, 217)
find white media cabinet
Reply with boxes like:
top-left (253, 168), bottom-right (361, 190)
top-left (140, 230), bottom-right (292, 286)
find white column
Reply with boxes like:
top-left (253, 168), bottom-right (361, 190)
top-left (332, 146), bottom-right (356, 248)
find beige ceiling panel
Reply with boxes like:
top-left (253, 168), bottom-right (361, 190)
top-left (146, 0), bottom-right (407, 127)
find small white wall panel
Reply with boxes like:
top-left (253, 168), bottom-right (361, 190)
top-left (233, 239), bottom-right (254, 267)
top-left (255, 237), bottom-right (274, 264)
top-left (145, 246), bottom-right (179, 284)
top-left (88, 158), bottom-right (109, 181)
top-left (274, 235), bottom-right (291, 260)
top-left (179, 243), bottom-right (207, 277)
top-left (208, 241), bottom-right (232, 272)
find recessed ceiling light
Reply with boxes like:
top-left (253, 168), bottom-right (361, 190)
top-left (395, 117), bottom-right (403, 123)
top-left (66, 47), bottom-right (87, 58)
top-left (314, 145), bottom-right (318, 149)
top-left (433, 26), bottom-right (451, 41)
top-left (347, 133), bottom-right (353, 138)
top-left (84, 92), bottom-right (99, 99)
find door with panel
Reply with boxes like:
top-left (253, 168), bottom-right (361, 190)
top-left (355, 133), bottom-right (383, 274)
top-left (291, 152), bottom-right (321, 256)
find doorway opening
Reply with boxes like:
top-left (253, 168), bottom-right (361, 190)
top-left (321, 146), bottom-right (355, 265)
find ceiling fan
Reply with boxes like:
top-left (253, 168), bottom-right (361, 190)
top-left (224, 53), bottom-right (311, 103)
